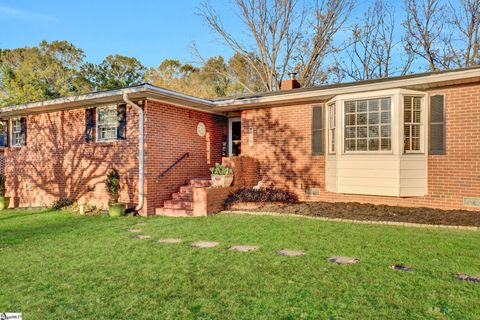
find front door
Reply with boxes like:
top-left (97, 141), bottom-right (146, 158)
top-left (228, 117), bottom-right (241, 156)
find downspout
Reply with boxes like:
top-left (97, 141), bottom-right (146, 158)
top-left (122, 93), bottom-right (144, 212)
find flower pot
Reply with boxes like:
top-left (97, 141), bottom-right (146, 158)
top-left (108, 202), bottom-right (126, 217)
top-left (0, 196), bottom-right (10, 210)
top-left (211, 174), bottom-right (234, 188)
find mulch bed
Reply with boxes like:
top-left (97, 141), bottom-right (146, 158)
top-left (228, 202), bottom-right (480, 227)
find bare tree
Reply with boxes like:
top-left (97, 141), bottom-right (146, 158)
top-left (335, 0), bottom-right (413, 81)
top-left (403, 0), bottom-right (454, 71)
top-left (449, 0), bottom-right (480, 66)
top-left (199, 0), bottom-right (354, 91)
top-left (295, 0), bottom-right (355, 86)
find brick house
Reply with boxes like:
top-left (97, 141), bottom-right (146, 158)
top-left (1, 66), bottom-right (479, 215)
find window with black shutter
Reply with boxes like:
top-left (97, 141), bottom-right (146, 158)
top-left (429, 95), bottom-right (445, 155)
top-left (117, 104), bottom-right (127, 140)
top-left (312, 106), bottom-right (324, 155)
top-left (0, 120), bottom-right (8, 147)
top-left (85, 108), bottom-right (95, 142)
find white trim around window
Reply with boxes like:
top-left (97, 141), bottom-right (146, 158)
top-left (96, 105), bottom-right (119, 142)
top-left (343, 96), bottom-right (393, 154)
top-left (402, 95), bottom-right (425, 154)
top-left (328, 102), bottom-right (336, 154)
top-left (10, 117), bottom-right (22, 147)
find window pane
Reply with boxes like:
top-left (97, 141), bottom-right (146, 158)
top-left (369, 126), bottom-right (379, 138)
top-left (357, 100), bottom-right (367, 113)
top-left (357, 139), bottom-right (367, 151)
top-left (357, 126), bottom-right (367, 138)
top-left (369, 139), bottom-right (379, 151)
top-left (357, 113), bottom-right (367, 125)
top-left (345, 139), bottom-right (356, 151)
top-left (381, 139), bottom-right (391, 151)
top-left (345, 127), bottom-right (356, 138)
top-left (345, 101), bottom-right (356, 113)
top-left (345, 114), bottom-right (356, 126)
top-left (344, 98), bottom-right (391, 152)
top-left (368, 112), bottom-right (379, 124)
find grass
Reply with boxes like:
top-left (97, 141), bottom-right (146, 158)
top-left (0, 209), bottom-right (479, 319)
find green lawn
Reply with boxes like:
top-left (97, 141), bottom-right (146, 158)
top-left (1, 209), bottom-right (479, 319)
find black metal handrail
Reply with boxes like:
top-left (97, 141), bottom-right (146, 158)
top-left (157, 152), bottom-right (190, 181)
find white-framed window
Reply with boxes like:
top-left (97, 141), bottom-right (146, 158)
top-left (11, 118), bottom-right (22, 147)
top-left (344, 97), bottom-right (392, 152)
top-left (328, 103), bottom-right (336, 154)
top-left (97, 105), bottom-right (118, 142)
top-left (403, 96), bottom-right (423, 153)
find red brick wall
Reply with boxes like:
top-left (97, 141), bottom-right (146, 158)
top-left (4, 106), bottom-right (139, 210)
top-left (241, 82), bottom-right (480, 211)
top-left (143, 99), bottom-right (226, 215)
top-left (241, 105), bottom-right (325, 196)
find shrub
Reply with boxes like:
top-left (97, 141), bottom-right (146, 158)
top-left (210, 163), bottom-right (233, 176)
top-left (0, 174), bottom-right (5, 197)
top-left (52, 198), bottom-right (75, 210)
top-left (225, 187), bottom-right (298, 207)
top-left (106, 168), bottom-right (120, 195)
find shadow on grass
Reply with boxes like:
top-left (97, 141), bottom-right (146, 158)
top-left (0, 208), bottom-right (55, 222)
top-left (0, 212), bottom-right (113, 248)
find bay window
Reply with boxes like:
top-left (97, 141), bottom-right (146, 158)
top-left (344, 98), bottom-right (392, 152)
top-left (328, 103), bottom-right (336, 154)
top-left (403, 96), bottom-right (422, 152)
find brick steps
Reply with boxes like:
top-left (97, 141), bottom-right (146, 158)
top-left (156, 178), bottom-right (211, 217)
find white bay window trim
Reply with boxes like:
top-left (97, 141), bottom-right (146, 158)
top-left (403, 95), bottom-right (425, 154)
top-left (328, 103), bottom-right (336, 154)
top-left (11, 117), bottom-right (22, 147)
top-left (96, 105), bottom-right (119, 142)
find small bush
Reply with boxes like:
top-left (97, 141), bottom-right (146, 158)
top-left (0, 174), bottom-right (5, 197)
top-left (106, 168), bottom-right (120, 195)
top-left (210, 163), bottom-right (233, 175)
top-left (225, 187), bottom-right (298, 207)
top-left (52, 198), bottom-right (75, 210)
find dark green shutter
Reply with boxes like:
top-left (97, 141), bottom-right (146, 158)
top-left (117, 104), bottom-right (127, 140)
top-left (0, 120), bottom-right (8, 147)
top-left (20, 117), bottom-right (27, 146)
top-left (429, 95), bottom-right (445, 155)
top-left (312, 106), bottom-right (324, 155)
top-left (85, 108), bottom-right (95, 142)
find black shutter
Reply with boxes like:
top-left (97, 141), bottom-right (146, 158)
top-left (429, 95), bottom-right (445, 155)
top-left (85, 108), bottom-right (95, 142)
top-left (117, 104), bottom-right (127, 140)
top-left (20, 117), bottom-right (27, 146)
top-left (312, 106), bottom-right (324, 155)
top-left (0, 120), bottom-right (8, 147)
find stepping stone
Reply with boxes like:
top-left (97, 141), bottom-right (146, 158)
top-left (229, 245), bottom-right (258, 252)
top-left (191, 241), bottom-right (219, 249)
top-left (277, 249), bottom-right (305, 257)
top-left (455, 273), bottom-right (480, 283)
top-left (327, 256), bottom-right (359, 265)
top-left (158, 238), bottom-right (183, 244)
top-left (128, 228), bottom-right (142, 233)
top-left (390, 264), bottom-right (414, 272)
top-left (134, 235), bottom-right (151, 240)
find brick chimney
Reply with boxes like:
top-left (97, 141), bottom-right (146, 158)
top-left (280, 72), bottom-right (301, 90)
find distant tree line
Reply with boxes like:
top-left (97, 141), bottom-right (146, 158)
top-left (1, 0), bottom-right (478, 106)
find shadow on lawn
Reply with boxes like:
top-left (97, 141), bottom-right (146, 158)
top-left (0, 212), bottom-right (110, 247)
top-left (0, 208), bottom-right (54, 222)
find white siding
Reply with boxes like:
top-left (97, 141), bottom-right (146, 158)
top-left (399, 155), bottom-right (427, 196)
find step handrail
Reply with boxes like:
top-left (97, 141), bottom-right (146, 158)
top-left (157, 152), bottom-right (190, 181)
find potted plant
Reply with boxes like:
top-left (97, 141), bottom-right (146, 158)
top-left (105, 168), bottom-right (125, 217)
top-left (0, 174), bottom-right (10, 210)
top-left (210, 163), bottom-right (234, 187)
